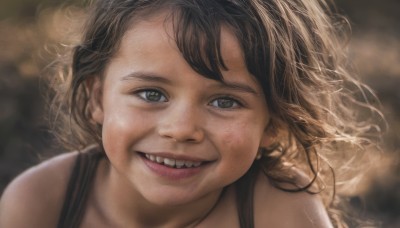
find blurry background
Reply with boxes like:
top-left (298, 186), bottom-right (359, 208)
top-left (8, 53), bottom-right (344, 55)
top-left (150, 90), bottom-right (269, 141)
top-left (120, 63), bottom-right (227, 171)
top-left (0, 0), bottom-right (399, 227)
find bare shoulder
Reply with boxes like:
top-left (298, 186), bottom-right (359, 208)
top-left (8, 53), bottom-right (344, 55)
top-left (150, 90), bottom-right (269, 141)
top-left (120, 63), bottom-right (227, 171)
top-left (253, 169), bottom-right (333, 228)
top-left (0, 151), bottom-right (79, 228)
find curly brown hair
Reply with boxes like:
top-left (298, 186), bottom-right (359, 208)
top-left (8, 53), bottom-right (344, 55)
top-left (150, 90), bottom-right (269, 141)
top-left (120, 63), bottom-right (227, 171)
top-left (47, 0), bottom-right (384, 227)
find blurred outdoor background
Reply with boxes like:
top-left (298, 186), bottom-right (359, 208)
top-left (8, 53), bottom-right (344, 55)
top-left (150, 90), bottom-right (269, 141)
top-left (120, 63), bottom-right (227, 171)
top-left (0, 0), bottom-right (399, 227)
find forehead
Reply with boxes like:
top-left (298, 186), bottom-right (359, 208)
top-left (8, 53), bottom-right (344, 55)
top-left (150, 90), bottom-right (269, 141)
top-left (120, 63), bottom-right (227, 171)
top-left (106, 12), bottom-right (264, 95)
top-left (118, 12), bottom-right (248, 75)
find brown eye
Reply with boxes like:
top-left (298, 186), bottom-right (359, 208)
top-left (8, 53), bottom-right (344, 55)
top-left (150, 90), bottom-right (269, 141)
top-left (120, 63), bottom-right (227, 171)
top-left (137, 90), bottom-right (167, 102)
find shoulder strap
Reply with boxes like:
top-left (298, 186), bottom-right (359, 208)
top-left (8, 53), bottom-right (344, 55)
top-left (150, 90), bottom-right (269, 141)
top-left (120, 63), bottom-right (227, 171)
top-left (236, 162), bottom-right (259, 228)
top-left (57, 147), bottom-right (103, 228)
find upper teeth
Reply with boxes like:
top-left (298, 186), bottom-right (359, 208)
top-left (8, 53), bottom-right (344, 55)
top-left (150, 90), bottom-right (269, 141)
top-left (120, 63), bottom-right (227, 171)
top-left (145, 154), bottom-right (202, 168)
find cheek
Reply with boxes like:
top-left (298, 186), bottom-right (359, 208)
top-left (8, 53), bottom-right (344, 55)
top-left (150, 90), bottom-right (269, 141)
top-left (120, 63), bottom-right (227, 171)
top-left (221, 120), bottom-right (261, 149)
top-left (219, 121), bottom-right (261, 169)
top-left (101, 107), bottom-right (151, 159)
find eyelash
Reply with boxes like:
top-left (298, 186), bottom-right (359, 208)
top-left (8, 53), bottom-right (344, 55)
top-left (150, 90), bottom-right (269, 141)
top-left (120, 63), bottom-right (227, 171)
top-left (134, 88), bottom-right (168, 103)
top-left (133, 89), bottom-right (244, 109)
top-left (208, 96), bottom-right (243, 109)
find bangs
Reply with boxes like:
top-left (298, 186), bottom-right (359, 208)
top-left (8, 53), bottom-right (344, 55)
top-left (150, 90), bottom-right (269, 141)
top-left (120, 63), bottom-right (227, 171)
top-left (105, 0), bottom-right (269, 93)
top-left (158, 0), bottom-right (270, 94)
top-left (168, 1), bottom-right (237, 81)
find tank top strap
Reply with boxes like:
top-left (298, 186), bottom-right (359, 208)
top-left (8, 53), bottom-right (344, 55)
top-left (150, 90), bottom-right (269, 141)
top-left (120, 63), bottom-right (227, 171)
top-left (236, 161), bottom-right (260, 228)
top-left (57, 146), bottom-right (104, 228)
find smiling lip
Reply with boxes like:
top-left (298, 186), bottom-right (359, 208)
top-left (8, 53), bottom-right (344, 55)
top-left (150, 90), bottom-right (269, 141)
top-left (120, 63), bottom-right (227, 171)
top-left (139, 152), bottom-right (210, 180)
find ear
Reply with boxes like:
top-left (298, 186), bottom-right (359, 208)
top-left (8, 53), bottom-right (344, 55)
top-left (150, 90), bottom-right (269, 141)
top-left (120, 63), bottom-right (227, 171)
top-left (86, 77), bottom-right (104, 125)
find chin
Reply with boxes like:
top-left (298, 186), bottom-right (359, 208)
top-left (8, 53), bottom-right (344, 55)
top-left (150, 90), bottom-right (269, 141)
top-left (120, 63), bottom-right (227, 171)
top-left (146, 193), bottom-right (195, 207)
top-left (140, 187), bottom-right (206, 207)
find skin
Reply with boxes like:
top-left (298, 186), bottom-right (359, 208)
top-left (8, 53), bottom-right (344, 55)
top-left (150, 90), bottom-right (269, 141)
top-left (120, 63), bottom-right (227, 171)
top-left (89, 14), bottom-right (270, 227)
top-left (0, 13), bottom-right (333, 228)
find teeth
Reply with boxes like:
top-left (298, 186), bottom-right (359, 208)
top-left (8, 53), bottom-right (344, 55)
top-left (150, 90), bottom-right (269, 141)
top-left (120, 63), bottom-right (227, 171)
top-left (184, 161), bottom-right (193, 168)
top-left (164, 158), bottom-right (175, 167)
top-left (144, 153), bottom-right (203, 168)
top-left (156, 156), bottom-right (163, 163)
top-left (175, 160), bottom-right (185, 168)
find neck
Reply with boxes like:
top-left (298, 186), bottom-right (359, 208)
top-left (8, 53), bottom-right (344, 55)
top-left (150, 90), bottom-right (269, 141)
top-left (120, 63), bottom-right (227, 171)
top-left (95, 161), bottom-right (224, 227)
top-left (134, 190), bottom-right (222, 227)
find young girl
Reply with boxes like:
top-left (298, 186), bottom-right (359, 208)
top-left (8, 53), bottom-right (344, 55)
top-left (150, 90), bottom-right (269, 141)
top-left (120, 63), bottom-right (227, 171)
top-left (0, 0), bottom-right (382, 227)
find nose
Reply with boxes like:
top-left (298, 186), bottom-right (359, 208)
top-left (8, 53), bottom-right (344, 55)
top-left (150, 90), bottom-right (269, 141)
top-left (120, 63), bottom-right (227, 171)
top-left (157, 102), bottom-right (205, 143)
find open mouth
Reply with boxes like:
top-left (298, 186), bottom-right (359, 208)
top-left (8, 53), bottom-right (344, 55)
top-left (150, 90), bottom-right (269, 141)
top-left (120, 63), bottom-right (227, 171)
top-left (140, 152), bottom-right (204, 169)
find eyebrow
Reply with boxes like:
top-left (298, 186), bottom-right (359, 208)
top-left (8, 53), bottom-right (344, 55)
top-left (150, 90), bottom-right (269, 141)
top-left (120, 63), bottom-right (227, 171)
top-left (121, 71), bottom-right (259, 95)
top-left (217, 81), bottom-right (259, 96)
top-left (121, 72), bottom-right (172, 84)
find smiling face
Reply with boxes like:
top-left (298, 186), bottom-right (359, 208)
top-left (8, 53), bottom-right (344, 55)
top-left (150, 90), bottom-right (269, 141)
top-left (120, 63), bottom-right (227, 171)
top-left (91, 14), bottom-right (271, 206)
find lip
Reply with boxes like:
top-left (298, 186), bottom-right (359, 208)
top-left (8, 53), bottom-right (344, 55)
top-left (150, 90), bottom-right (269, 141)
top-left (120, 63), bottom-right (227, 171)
top-left (139, 152), bottom-right (210, 180)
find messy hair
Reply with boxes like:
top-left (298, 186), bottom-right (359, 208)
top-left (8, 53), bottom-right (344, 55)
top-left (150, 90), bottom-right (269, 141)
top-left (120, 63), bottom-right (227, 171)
top-left (48, 0), bottom-right (383, 227)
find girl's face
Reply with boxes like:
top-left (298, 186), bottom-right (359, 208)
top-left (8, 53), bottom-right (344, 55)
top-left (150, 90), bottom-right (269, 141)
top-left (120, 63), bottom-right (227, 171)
top-left (92, 14), bottom-right (271, 206)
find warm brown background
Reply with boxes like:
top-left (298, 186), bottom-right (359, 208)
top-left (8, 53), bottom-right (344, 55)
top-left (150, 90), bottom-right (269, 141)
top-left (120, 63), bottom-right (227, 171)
top-left (0, 0), bottom-right (399, 227)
